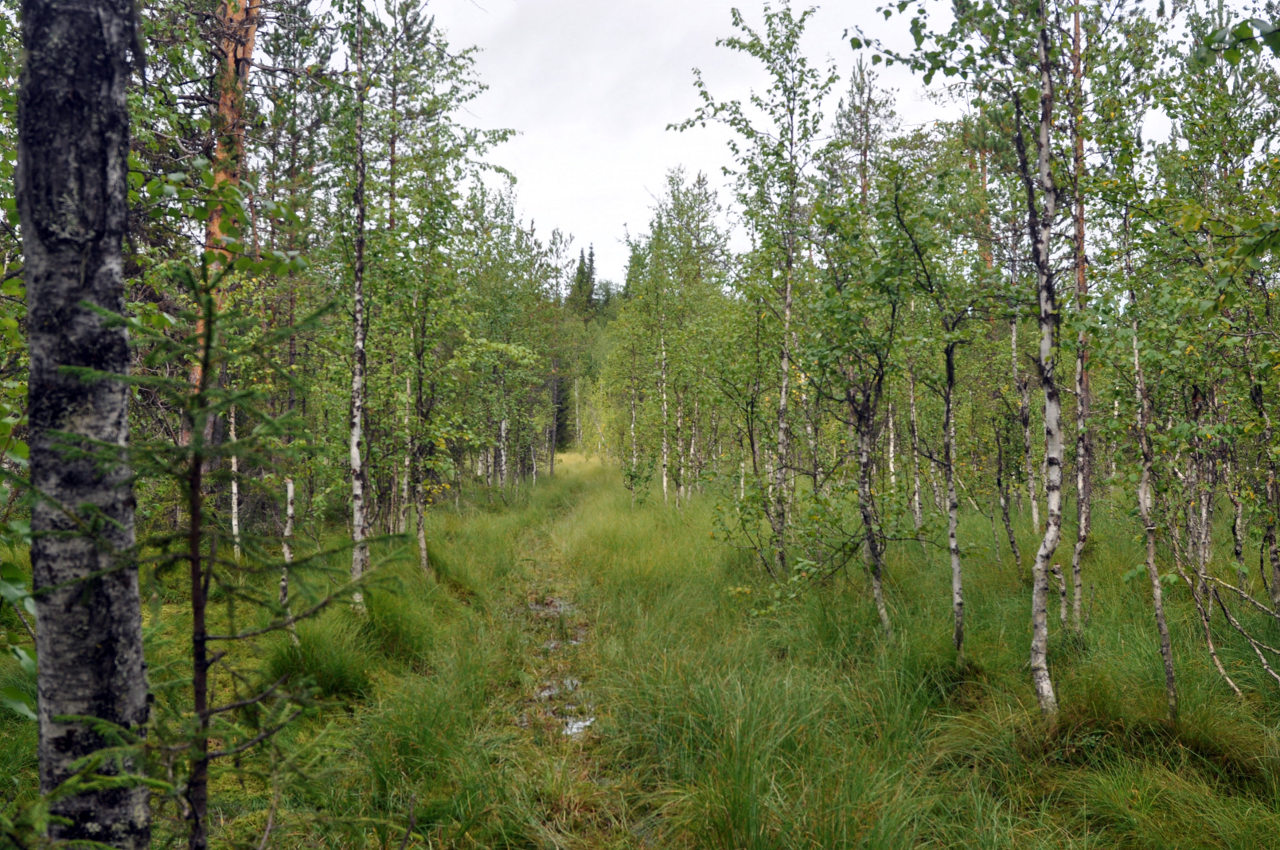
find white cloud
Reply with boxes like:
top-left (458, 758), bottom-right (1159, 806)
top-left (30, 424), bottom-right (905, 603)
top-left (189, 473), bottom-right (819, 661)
top-left (430, 0), bottom-right (953, 282)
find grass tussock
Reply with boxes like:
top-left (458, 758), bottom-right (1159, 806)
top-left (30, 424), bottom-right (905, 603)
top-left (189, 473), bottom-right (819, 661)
top-left (10, 455), bottom-right (1280, 848)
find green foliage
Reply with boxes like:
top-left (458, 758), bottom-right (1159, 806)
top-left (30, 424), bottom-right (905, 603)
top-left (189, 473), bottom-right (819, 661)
top-left (265, 615), bottom-right (374, 700)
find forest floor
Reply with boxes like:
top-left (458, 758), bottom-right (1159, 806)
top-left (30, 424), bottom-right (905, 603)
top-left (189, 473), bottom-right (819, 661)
top-left (7, 454), bottom-right (1280, 848)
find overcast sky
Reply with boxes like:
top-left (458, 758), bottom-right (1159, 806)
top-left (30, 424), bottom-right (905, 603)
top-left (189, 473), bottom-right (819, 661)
top-left (427, 0), bottom-right (953, 284)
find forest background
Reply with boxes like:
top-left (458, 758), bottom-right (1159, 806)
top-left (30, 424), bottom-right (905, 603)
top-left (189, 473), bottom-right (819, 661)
top-left (5, 0), bottom-right (1280, 847)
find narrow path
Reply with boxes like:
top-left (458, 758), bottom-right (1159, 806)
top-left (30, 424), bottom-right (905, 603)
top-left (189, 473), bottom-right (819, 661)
top-left (497, 457), bottom-right (635, 847)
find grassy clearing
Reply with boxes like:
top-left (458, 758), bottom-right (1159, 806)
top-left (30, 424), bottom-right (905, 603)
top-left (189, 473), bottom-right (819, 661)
top-left (7, 455), bottom-right (1280, 847)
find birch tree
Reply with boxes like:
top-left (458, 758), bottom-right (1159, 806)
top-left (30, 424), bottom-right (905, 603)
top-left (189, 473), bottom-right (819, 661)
top-left (18, 0), bottom-right (149, 842)
top-left (675, 2), bottom-right (836, 574)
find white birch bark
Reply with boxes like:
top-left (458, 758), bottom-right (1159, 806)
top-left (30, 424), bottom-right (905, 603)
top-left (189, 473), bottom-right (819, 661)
top-left (858, 423), bottom-right (892, 637)
top-left (908, 367), bottom-right (923, 532)
top-left (349, 8), bottom-right (370, 610)
top-left (887, 401), bottom-right (897, 490)
top-left (415, 481), bottom-right (429, 573)
top-left (19, 0), bottom-right (150, 836)
top-left (943, 355), bottom-right (963, 658)
top-left (400, 375), bottom-right (411, 534)
top-left (230, 404), bottom-right (242, 563)
top-left (498, 417), bottom-right (509, 487)
top-left (1025, 8), bottom-right (1060, 720)
top-left (773, 275), bottom-right (793, 575)
top-left (1068, 6), bottom-right (1091, 634)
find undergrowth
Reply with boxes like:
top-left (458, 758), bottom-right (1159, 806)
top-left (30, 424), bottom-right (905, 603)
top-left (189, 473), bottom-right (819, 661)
top-left (7, 455), bottom-right (1280, 848)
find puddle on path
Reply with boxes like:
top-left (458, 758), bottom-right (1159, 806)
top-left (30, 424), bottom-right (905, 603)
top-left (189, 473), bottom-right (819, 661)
top-left (562, 717), bottom-right (595, 736)
top-left (520, 589), bottom-right (596, 739)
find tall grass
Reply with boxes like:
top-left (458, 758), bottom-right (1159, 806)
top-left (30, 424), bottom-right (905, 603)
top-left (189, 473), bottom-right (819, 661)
top-left (11, 455), bottom-right (1280, 848)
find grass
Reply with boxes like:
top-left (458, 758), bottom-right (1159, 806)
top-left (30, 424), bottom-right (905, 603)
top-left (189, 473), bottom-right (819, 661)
top-left (8, 454), bottom-right (1280, 847)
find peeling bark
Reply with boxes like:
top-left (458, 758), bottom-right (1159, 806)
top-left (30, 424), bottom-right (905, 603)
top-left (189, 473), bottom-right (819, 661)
top-left (1013, 6), bottom-right (1061, 720)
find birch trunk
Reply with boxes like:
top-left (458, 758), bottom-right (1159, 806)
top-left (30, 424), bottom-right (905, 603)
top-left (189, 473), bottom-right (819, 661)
top-left (1014, 319), bottom-right (1039, 532)
top-left (1023, 8), bottom-right (1060, 720)
top-left (415, 481), bottom-right (429, 573)
top-left (857, 421), bottom-right (893, 637)
top-left (498, 417), bottom-right (509, 487)
top-left (230, 405), bottom-right (242, 562)
top-left (943, 347), bottom-right (963, 658)
top-left (676, 390), bottom-right (686, 506)
top-left (400, 375), bottom-right (411, 534)
top-left (1225, 459), bottom-right (1248, 587)
top-left (1069, 6), bottom-right (1091, 635)
top-left (887, 401), bottom-right (897, 490)
top-left (19, 0), bottom-right (150, 838)
top-left (349, 9), bottom-right (370, 609)
top-left (996, 425), bottom-right (1023, 569)
top-left (908, 367), bottom-right (924, 532)
top-left (629, 377), bottom-right (638, 507)
top-left (773, 277), bottom-right (793, 575)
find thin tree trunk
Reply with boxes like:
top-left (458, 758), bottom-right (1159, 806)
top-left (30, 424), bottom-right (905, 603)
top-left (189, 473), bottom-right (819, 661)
top-left (629, 376), bottom-right (639, 507)
top-left (774, 279), bottom-right (793, 575)
top-left (400, 375), bottom-right (411, 534)
top-left (887, 401), bottom-right (897, 491)
top-left (19, 0), bottom-right (150, 838)
top-left (545, 384), bottom-right (555, 478)
top-left (676, 390), bottom-right (686, 506)
top-left (1069, 6), bottom-right (1091, 635)
top-left (996, 424), bottom-right (1023, 569)
top-left (943, 346), bottom-right (964, 659)
top-left (189, 0), bottom-right (261, 418)
top-left (1128, 218), bottom-right (1178, 719)
top-left (349, 9), bottom-right (370, 610)
top-left (1226, 458), bottom-right (1248, 588)
top-left (1014, 318), bottom-right (1040, 532)
top-left (1022, 7), bottom-right (1060, 720)
top-left (908, 367), bottom-right (924, 532)
top-left (230, 404), bottom-right (242, 562)
top-left (498, 417), bottom-right (509, 487)
top-left (857, 418), bottom-right (892, 637)
top-left (415, 481), bottom-right (429, 573)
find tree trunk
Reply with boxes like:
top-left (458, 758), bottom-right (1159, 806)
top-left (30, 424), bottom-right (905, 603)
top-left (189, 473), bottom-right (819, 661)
top-left (548, 376), bottom-right (557, 478)
top-left (415, 481), bottom-right (429, 573)
top-left (1069, 6), bottom-right (1091, 635)
top-left (908, 365), bottom-right (923, 532)
top-left (996, 423), bottom-right (1023, 569)
top-left (676, 389), bottom-right (686, 506)
top-left (188, 0), bottom-right (261, 414)
top-left (349, 8), bottom-right (370, 610)
top-left (857, 416), bottom-right (892, 637)
top-left (229, 405), bottom-right (242, 562)
top-left (498, 416), bottom-right (509, 487)
top-left (1013, 319), bottom-right (1039, 532)
top-left (887, 401), bottom-right (897, 491)
top-left (19, 0), bottom-right (150, 841)
top-left (1023, 8), bottom-right (1060, 720)
top-left (943, 345), bottom-right (963, 659)
top-left (629, 376), bottom-right (638, 507)
top-left (773, 279), bottom-right (793, 575)
top-left (400, 375), bottom-right (411, 534)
